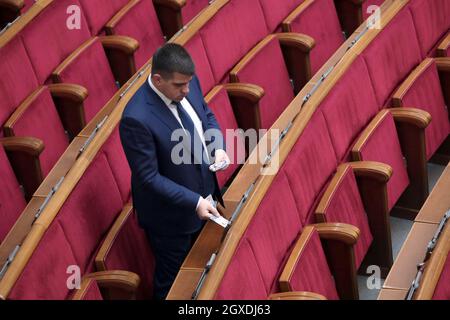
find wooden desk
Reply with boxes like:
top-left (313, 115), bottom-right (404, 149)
top-left (378, 288), bottom-right (408, 300)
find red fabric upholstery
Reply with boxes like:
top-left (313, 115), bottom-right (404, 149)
top-left (107, 0), bottom-right (165, 69)
top-left (320, 56), bottom-right (379, 161)
top-left (9, 222), bottom-right (78, 300)
top-left (355, 112), bottom-right (409, 210)
top-left (258, 0), bottom-right (303, 32)
top-left (200, 0), bottom-right (268, 83)
top-left (432, 254), bottom-right (450, 300)
top-left (56, 153), bottom-right (123, 272)
top-left (288, 229), bottom-right (339, 300)
top-left (20, 0), bottom-right (91, 84)
top-left (53, 38), bottom-right (118, 123)
top-left (0, 146), bottom-right (26, 242)
top-left (99, 209), bottom-right (154, 299)
top-left (362, 0), bottom-right (385, 20)
top-left (232, 37), bottom-right (294, 129)
top-left (397, 61), bottom-right (449, 159)
top-left (101, 127), bottom-right (131, 203)
top-left (409, 0), bottom-right (449, 57)
top-left (287, 0), bottom-right (344, 74)
top-left (7, 87), bottom-right (69, 177)
top-left (215, 239), bottom-right (268, 299)
top-left (362, 9), bottom-right (422, 106)
top-left (77, 279), bottom-right (103, 300)
top-left (181, 0), bottom-right (210, 25)
top-left (79, 0), bottom-right (129, 35)
top-left (245, 171), bottom-right (302, 293)
top-left (319, 167), bottom-right (373, 269)
top-left (0, 38), bottom-right (39, 126)
top-left (206, 87), bottom-right (245, 188)
top-left (185, 34), bottom-right (216, 95)
top-left (282, 112), bottom-right (337, 225)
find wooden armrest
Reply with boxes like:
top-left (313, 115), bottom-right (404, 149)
top-left (99, 35), bottom-right (139, 55)
top-left (269, 291), bottom-right (326, 300)
top-left (314, 222), bottom-right (359, 245)
top-left (222, 83), bottom-right (265, 104)
top-left (0, 0), bottom-right (24, 10)
top-left (349, 161), bottom-right (392, 183)
top-left (48, 83), bottom-right (88, 104)
top-left (436, 33), bottom-right (450, 57)
top-left (81, 270), bottom-right (140, 300)
top-left (96, 205), bottom-right (134, 271)
top-left (0, 136), bottom-right (43, 157)
top-left (390, 107), bottom-right (431, 129)
top-left (275, 32), bottom-right (315, 53)
top-left (153, 0), bottom-right (186, 10)
top-left (435, 57), bottom-right (450, 72)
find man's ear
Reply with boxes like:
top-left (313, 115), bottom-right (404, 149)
top-left (152, 73), bottom-right (162, 85)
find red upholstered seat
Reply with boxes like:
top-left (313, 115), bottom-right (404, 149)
top-left (282, 112), bottom-right (338, 225)
top-left (205, 87), bottom-right (245, 189)
top-left (230, 36), bottom-right (294, 129)
top-left (214, 238), bottom-right (268, 299)
top-left (316, 166), bottom-right (373, 269)
top-left (56, 153), bottom-right (123, 273)
top-left (319, 56), bottom-right (379, 161)
top-left (281, 227), bottom-right (339, 300)
top-left (199, 0), bottom-right (268, 84)
top-left (79, 0), bottom-right (129, 35)
top-left (362, 8), bottom-right (422, 106)
top-left (20, 0), bottom-right (91, 84)
top-left (393, 59), bottom-right (449, 160)
top-left (0, 145), bottom-right (27, 243)
top-left (362, 0), bottom-right (385, 21)
top-left (181, 0), bottom-right (210, 25)
top-left (4, 86), bottom-right (69, 177)
top-left (258, 0), bottom-right (303, 32)
top-left (52, 37), bottom-right (118, 123)
top-left (105, 0), bottom-right (165, 69)
top-left (432, 254), bottom-right (450, 300)
top-left (408, 0), bottom-right (450, 57)
top-left (283, 0), bottom-right (344, 74)
top-left (8, 222), bottom-right (78, 300)
top-left (352, 111), bottom-right (409, 211)
top-left (0, 37), bottom-right (39, 128)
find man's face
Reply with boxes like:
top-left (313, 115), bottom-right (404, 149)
top-left (152, 72), bottom-right (192, 102)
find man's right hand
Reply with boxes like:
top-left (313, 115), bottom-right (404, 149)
top-left (196, 198), bottom-right (220, 220)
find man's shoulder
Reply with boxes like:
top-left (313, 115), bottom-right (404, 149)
top-left (122, 83), bottom-right (156, 118)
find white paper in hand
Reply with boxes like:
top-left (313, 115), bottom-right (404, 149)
top-left (206, 195), bottom-right (230, 228)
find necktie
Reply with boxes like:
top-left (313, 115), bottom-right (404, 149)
top-left (173, 101), bottom-right (208, 164)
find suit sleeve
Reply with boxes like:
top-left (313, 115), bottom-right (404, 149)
top-left (120, 116), bottom-right (200, 211)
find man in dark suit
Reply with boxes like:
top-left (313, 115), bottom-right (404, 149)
top-left (119, 43), bottom-right (229, 300)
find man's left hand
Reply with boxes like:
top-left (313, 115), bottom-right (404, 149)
top-left (214, 149), bottom-right (230, 171)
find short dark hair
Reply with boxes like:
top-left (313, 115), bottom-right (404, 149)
top-left (151, 43), bottom-right (195, 79)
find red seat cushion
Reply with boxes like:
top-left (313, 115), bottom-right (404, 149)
top-left (245, 171), bottom-right (303, 293)
top-left (7, 87), bottom-right (69, 177)
top-left (215, 239), bottom-right (268, 299)
top-left (432, 254), bottom-right (450, 300)
top-left (258, 0), bottom-right (303, 32)
top-left (362, 8), bottom-right (422, 106)
top-left (79, 0), bottom-right (129, 35)
top-left (53, 38), bottom-right (118, 123)
top-left (232, 37), bottom-right (294, 129)
top-left (56, 153), bottom-right (123, 272)
top-left (362, 0), bottom-right (385, 21)
top-left (206, 87), bottom-right (245, 188)
top-left (355, 111), bottom-right (409, 210)
top-left (8, 222), bottom-right (78, 300)
top-left (287, 229), bottom-right (339, 300)
top-left (0, 38), bottom-right (39, 126)
top-left (181, 0), bottom-right (210, 25)
top-left (396, 61), bottom-right (450, 159)
top-left (320, 56), bottom-right (379, 161)
top-left (287, 0), bottom-right (344, 74)
top-left (108, 0), bottom-right (165, 69)
top-left (318, 167), bottom-right (373, 269)
top-left (282, 112), bottom-right (338, 225)
top-left (0, 146), bottom-right (26, 242)
top-left (20, 0), bottom-right (91, 84)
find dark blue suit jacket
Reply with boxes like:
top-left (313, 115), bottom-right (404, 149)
top-left (120, 75), bottom-right (224, 236)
